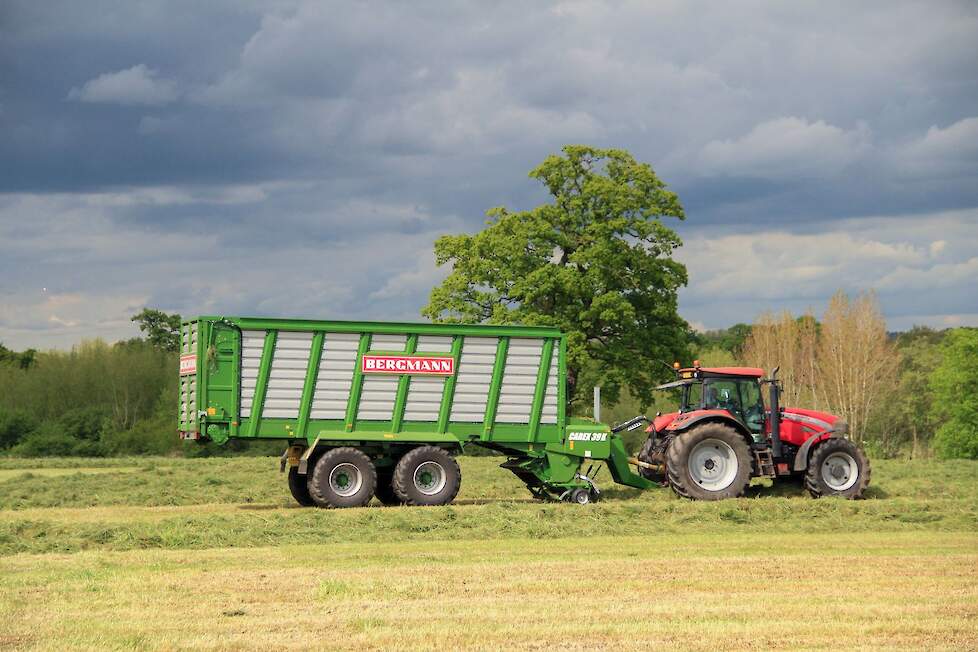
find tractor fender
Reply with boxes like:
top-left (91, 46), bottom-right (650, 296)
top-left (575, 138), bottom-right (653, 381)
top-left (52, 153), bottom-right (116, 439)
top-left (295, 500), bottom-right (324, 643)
top-left (665, 411), bottom-right (754, 445)
top-left (792, 428), bottom-right (845, 472)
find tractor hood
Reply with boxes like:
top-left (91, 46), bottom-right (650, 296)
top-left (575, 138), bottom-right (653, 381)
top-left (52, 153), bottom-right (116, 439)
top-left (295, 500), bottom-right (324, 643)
top-left (780, 407), bottom-right (846, 434)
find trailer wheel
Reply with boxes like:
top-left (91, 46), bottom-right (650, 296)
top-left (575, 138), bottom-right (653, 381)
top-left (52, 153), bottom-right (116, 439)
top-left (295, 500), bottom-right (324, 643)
top-left (805, 438), bottom-right (870, 499)
top-left (287, 467), bottom-right (316, 507)
top-left (392, 446), bottom-right (461, 506)
top-left (569, 488), bottom-right (592, 505)
top-left (374, 467), bottom-right (402, 506)
top-left (665, 423), bottom-right (751, 500)
top-left (308, 447), bottom-right (377, 508)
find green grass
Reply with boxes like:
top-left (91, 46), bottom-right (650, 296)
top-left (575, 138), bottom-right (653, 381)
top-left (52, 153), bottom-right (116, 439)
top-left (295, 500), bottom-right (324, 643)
top-left (0, 455), bottom-right (975, 649)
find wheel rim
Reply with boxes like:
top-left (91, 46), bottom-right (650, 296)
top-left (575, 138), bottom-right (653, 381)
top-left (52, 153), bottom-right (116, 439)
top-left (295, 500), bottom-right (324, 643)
top-left (329, 462), bottom-right (363, 497)
top-left (413, 461), bottom-right (447, 496)
top-left (574, 490), bottom-right (590, 504)
top-left (821, 452), bottom-right (858, 491)
top-left (688, 438), bottom-right (739, 491)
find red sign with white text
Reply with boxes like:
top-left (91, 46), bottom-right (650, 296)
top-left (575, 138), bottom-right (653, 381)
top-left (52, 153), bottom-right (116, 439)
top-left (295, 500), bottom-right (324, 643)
top-left (361, 355), bottom-right (455, 376)
top-left (179, 354), bottom-right (197, 376)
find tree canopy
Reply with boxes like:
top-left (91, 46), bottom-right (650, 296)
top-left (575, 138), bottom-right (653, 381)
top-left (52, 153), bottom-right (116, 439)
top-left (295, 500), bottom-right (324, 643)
top-left (131, 309), bottom-right (182, 352)
top-left (423, 145), bottom-right (690, 408)
top-left (930, 327), bottom-right (978, 459)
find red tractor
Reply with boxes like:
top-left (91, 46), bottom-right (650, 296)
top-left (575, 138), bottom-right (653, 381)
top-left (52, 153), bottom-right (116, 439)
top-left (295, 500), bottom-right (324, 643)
top-left (626, 364), bottom-right (870, 500)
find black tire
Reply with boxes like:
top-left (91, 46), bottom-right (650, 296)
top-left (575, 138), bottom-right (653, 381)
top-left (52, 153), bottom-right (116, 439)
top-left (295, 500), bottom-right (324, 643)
top-left (665, 422), bottom-right (752, 500)
top-left (287, 467), bottom-right (316, 507)
top-left (569, 487), bottom-right (591, 505)
top-left (805, 438), bottom-right (870, 499)
top-left (307, 447), bottom-right (377, 508)
top-left (392, 446), bottom-right (461, 506)
top-left (374, 467), bottom-right (402, 506)
top-left (637, 435), bottom-right (659, 481)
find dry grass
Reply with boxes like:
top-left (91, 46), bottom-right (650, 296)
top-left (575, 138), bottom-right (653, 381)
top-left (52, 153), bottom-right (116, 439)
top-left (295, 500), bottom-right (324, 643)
top-left (0, 455), bottom-right (976, 649)
top-left (1, 533), bottom-right (975, 651)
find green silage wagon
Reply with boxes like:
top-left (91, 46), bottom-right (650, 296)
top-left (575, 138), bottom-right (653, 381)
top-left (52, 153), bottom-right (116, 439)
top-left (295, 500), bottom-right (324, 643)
top-left (178, 316), bottom-right (653, 507)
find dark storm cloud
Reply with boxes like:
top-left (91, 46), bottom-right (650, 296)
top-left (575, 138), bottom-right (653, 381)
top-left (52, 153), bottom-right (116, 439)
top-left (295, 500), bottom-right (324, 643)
top-left (1, 1), bottom-right (977, 347)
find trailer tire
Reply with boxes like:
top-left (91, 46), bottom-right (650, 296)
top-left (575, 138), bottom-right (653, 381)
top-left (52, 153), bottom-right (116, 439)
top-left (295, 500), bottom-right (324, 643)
top-left (287, 467), bottom-right (316, 507)
top-left (392, 446), bottom-right (461, 506)
top-left (374, 467), bottom-right (402, 506)
top-left (308, 447), bottom-right (377, 508)
top-left (665, 423), bottom-right (751, 501)
top-left (805, 438), bottom-right (870, 499)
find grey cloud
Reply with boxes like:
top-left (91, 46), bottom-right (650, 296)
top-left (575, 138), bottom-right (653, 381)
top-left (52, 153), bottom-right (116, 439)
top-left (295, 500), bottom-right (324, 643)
top-left (1, 1), bottom-right (977, 347)
top-left (68, 64), bottom-right (179, 106)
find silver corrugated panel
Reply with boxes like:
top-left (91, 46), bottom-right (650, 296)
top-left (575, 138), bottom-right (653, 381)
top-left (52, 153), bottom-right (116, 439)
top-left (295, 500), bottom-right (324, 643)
top-left (540, 347), bottom-right (559, 424)
top-left (178, 322), bottom-right (198, 424)
top-left (370, 333), bottom-right (407, 351)
top-left (415, 335), bottom-right (453, 353)
top-left (403, 376), bottom-right (445, 421)
top-left (239, 329), bottom-right (266, 418)
top-left (401, 334), bottom-right (452, 421)
top-left (495, 338), bottom-right (543, 423)
top-left (181, 322), bottom-right (197, 355)
top-left (358, 375), bottom-right (400, 421)
top-left (180, 375), bottom-right (196, 425)
top-left (449, 336), bottom-right (497, 422)
top-left (309, 332), bottom-right (360, 420)
top-left (262, 331), bottom-right (313, 419)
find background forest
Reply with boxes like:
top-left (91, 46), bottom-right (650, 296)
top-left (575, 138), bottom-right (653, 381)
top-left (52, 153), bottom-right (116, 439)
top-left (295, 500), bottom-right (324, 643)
top-left (1, 302), bottom-right (975, 460)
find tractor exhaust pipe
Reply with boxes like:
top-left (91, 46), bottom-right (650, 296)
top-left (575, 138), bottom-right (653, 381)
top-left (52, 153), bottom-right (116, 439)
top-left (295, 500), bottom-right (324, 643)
top-left (769, 366), bottom-right (782, 459)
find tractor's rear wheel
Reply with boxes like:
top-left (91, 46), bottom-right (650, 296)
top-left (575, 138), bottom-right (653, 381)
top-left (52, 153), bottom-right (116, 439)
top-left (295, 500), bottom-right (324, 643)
top-left (665, 423), bottom-right (752, 500)
top-left (805, 438), bottom-right (870, 499)
top-left (308, 447), bottom-right (377, 508)
top-left (392, 446), bottom-right (461, 506)
top-left (287, 467), bottom-right (316, 507)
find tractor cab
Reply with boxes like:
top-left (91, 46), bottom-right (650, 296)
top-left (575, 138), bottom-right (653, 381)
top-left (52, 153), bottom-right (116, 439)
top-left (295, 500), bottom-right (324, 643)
top-left (660, 366), bottom-right (768, 441)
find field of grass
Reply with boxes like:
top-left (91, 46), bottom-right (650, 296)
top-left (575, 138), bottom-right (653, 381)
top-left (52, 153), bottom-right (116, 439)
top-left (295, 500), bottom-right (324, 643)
top-left (1, 455), bottom-right (976, 650)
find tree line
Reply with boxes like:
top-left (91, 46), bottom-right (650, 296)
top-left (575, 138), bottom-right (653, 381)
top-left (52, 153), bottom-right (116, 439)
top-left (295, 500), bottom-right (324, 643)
top-left (0, 302), bottom-right (974, 459)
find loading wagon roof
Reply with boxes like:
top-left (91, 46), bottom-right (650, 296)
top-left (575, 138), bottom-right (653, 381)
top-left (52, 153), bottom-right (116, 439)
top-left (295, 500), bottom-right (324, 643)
top-left (190, 315), bottom-right (564, 338)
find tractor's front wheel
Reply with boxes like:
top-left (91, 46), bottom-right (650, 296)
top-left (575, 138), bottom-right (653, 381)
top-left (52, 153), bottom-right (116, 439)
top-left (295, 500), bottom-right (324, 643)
top-left (665, 423), bottom-right (752, 500)
top-left (805, 438), bottom-right (870, 499)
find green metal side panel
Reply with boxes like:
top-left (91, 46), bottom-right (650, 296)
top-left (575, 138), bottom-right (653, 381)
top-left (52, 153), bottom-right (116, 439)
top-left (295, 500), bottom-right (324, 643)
top-left (344, 333), bottom-right (372, 432)
top-left (437, 335), bottom-right (464, 434)
top-left (390, 334), bottom-right (418, 433)
top-left (558, 335), bottom-right (567, 431)
top-left (246, 330), bottom-right (277, 437)
top-left (296, 331), bottom-right (325, 439)
top-left (527, 337), bottom-right (555, 441)
top-left (482, 336), bottom-right (509, 439)
top-left (202, 316), bottom-right (561, 339)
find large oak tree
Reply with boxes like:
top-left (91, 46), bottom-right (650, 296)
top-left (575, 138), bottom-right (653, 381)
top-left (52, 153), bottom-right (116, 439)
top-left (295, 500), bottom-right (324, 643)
top-left (423, 145), bottom-right (691, 410)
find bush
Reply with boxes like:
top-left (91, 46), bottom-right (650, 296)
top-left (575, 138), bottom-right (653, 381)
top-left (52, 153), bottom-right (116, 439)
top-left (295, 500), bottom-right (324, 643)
top-left (0, 409), bottom-right (38, 449)
top-left (100, 413), bottom-right (180, 456)
top-left (929, 328), bottom-right (978, 459)
top-left (9, 429), bottom-right (101, 457)
top-left (933, 423), bottom-right (978, 460)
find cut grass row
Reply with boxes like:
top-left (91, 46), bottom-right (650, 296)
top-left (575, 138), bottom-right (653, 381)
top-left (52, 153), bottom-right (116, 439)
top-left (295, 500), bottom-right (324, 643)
top-left (1, 532), bottom-right (976, 650)
top-left (0, 457), bottom-right (974, 555)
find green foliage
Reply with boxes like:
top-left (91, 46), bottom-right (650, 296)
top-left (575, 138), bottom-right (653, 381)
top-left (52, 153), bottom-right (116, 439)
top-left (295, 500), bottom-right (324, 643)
top-left (131, 308), bottom-right (182, 352)
top-left (930, 328), bottom-right (978, 459)
top-left (423, 145), bottom-right (690, 408)
top-left (0, 342), bottom-right (37, 369)
top-left (693, 323), bottom-right (752, 355)
top-left (0, 408), bottom-right (38, 449)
